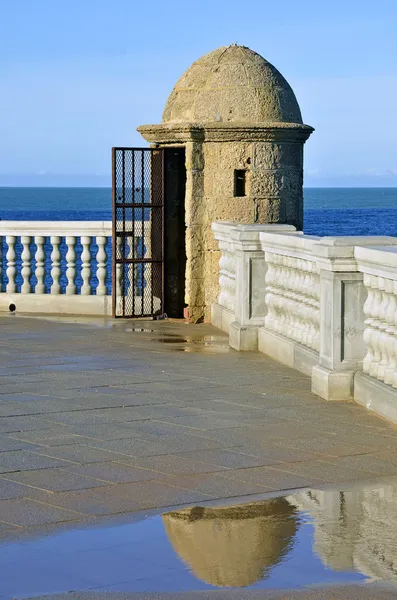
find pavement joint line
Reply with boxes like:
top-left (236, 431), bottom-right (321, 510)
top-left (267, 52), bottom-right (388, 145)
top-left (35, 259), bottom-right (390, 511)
top-left (0, 518), bottom-right (23, 529)
top-left (20, 451), bottom-right (82, 466)
top-left (0, 471), bottom-right (118, 490)
top-left (0, 496), bottom-right (93, 518)
top-left (75, 442), bottom-right (245, 459)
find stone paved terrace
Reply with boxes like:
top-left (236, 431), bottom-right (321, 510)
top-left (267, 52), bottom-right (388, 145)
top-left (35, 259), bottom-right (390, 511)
top-left (1, 313), bottom-right (397, 535)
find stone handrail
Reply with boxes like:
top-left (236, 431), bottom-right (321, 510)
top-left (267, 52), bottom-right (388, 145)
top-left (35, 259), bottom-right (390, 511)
top-left (0, 221), bottom-right (115, 315)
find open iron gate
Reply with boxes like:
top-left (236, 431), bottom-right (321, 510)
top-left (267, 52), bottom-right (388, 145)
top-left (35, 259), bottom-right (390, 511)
top-left (112, 147), bottom-right (165, 318)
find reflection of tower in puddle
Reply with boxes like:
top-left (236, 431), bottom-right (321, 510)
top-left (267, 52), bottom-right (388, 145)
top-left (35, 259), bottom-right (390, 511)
top-left (162, 498), bottom-right (298, 587)
top-left (288, 484), bottom-right (397, 583)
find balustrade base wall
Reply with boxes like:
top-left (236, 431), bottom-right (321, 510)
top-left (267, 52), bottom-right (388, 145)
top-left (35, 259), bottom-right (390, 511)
top-left (0, 293), bottom-right (112, 316)
top-left (258, 328), bottom-right (318, 377)
top-left (355, 371), bottom-right (397, 425)
top-left (211, 302), bottom-right (235, 334)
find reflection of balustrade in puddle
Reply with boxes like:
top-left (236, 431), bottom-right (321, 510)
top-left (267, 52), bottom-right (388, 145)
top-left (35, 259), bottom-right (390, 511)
top-left (164, 482), bottom-right (397, 588)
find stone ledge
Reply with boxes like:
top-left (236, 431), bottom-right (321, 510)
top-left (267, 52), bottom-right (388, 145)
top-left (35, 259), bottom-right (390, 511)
top-left (211, 303), bottom-right (234, 333)
top-left (138, 122), bottom-right (314, 144)
top-left (258, 328), bottom-right (318, 376)
top-left (0, 293), bottom-right (112, 316)
top-left (354, 371), bottom-right (397, 425)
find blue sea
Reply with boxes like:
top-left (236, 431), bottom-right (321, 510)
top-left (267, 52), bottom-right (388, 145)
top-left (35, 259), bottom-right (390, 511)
top-left (0, 187), bottom-right (397, 236)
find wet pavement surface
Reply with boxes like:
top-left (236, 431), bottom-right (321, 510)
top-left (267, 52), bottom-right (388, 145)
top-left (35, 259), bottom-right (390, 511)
top-left (3, 480), bottom-right (397, 598)
top-left (2, 314), bottom-right (397, 598)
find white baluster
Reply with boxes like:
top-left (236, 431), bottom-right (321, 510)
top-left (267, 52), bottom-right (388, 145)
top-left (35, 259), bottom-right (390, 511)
top-left (363, 274), bottom-right (375, 374)
top-left (21, 235), bottom-right (32, 294)
top-left (34, 236), bottom-right (46, 294)
top-left (96, 236), bottom-right (107, 296)
top-left (377, 278), bottom-right (390, 381)
top-left (65, 236), bottom-right (76, 295)
top-left (81, 236), bottom-right (92, 295)
top-left (6, 235), bottom-right (16, 293)
top-left (391, 279), bottom-right (397, 389)
top-left (50, 236), bottom-right (61, 295)
top-left (369, 276), bottom-right (382, 379)
top-left (384, 279), bottom-right (397, 386)
top-left (264, 256), bottom-right (277, 331)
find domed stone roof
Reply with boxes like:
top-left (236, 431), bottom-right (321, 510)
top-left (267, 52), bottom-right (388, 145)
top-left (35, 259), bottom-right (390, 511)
top-left (162, 45), bottom-right (303, 125)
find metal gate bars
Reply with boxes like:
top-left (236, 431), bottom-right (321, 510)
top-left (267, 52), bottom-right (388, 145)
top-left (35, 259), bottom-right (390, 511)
top-left (112, 148), bottom-right (164, 318)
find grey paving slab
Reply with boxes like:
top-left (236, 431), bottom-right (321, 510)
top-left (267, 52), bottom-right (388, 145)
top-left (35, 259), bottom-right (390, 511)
top-left (262, 460), bottom-right (378, 484)
top-left (32, 444), bottom-right (132, 465)
top-left (153, 415), bottom-right (245, 430)
top-left (0, 478), bottom-right (46, 500)
top-left (235, 445), bottom-right (331, 463)
top-left (83, 435), bottom-right (239, 457)
top-left (118, 453), bottom-right (230, 476)
top-left (320, 454), bottom-right (397, 476)
top-left (180, 448), bottom-right (283, 469)
top-left (35, 409), bottom-right (136, 426)
top-left (39, 481), bottom-right (210, 516)
top-left (0, 399), bottom-right (86, 416)
top-left (269, 435), bottom-right (383, 457)
top-left (0, 450), bottom-right (74, 473)
top-left (219, 465), bottom-right (321, 491)
top-left (8, 429), bottom-right (85, 446)
top-left (0, 437), bottom-right (40, 452)
top-left (66, 461), bottom-right (172, 484)
top-left (0, 497), bottom-right (88, 526)
top-left (2, 467), bottom-right (115, 492)
top-left (159, 472), bottom-right (272, 498)
top-left (0, 416), bottom-right (56, 434)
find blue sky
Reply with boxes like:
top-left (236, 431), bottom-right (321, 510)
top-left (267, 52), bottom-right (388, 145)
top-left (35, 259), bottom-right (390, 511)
top-left (0, 0), bottom-right (396, 187)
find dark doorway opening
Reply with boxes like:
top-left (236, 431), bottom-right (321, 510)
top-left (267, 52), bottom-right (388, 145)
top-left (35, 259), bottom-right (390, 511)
top-left (112, 146), bottom-right (186, 319)
top-left (163, 147), bottom-right (186, 318)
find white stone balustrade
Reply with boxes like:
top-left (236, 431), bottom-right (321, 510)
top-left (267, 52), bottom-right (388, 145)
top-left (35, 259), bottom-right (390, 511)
top-left (212, 222), bottom-right (297, 350)
top-left (259, 231), bottom-right (323, 377)
top-left (354, 245), bottom-right (397, 423)
top-left (264, 251), bottom-right (320, 352)
top-left (0, 221), bottom-right (113, 315)
top-left (212, 223), bottom-right (397, 413)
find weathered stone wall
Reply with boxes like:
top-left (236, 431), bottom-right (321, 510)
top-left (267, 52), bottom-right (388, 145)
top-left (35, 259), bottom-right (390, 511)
top-left (188, 138), bottom-right (304, 321)
top-left (184, 141), bottom-right (206, 323)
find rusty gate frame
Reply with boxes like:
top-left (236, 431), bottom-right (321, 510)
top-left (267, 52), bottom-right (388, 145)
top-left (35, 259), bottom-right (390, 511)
top-left (112, 147), bottom-right (165, 318)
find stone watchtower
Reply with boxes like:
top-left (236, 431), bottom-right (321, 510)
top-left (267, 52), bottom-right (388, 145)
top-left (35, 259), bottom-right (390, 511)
top-left (138, 45), bottom-right (313, 322)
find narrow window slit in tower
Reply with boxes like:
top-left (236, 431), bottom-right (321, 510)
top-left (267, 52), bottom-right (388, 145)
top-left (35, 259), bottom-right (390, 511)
top-left (234, 170), bottom-right (246, 197)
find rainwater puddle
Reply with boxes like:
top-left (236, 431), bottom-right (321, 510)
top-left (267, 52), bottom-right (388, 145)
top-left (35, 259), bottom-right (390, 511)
top-left (153, 335), bottom-right (231, 353)
top-left (3, 480), bottom-right (397, 598)
top-left (153, 337), bottom-right (189, 344)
